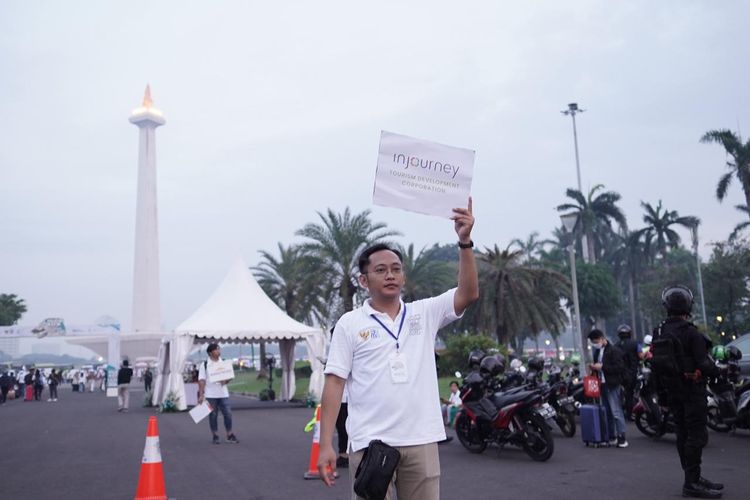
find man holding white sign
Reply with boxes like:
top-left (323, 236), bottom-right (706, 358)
top-left (318, 197), bottom-right (479, 500)
top-left (373, 130), bottom-right (475, 218)
top-left (198, 343), bottom-right (239, 445)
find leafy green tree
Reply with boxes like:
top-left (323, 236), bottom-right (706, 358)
top-left (296, 208), bottom-right (400, 314)
top-left (440, 333), bottom-right (503, 376)
top-left (397, 244), bottom-right (454, 302)
top-left (702, 240), bottom-right (750, 340)
top-left (575, 262), bottom-right (621, 326)
top-left (633, 200), bottom-right (699, 262)
top-left (0, 294), bottom-right (27, 326)
top-left (700, 129), bottom-right (750, 213)
top-left (556, 184), bottom-right (627, 263)
top-left (478, 245), bottom-right (569, 346)
top-left (729, 205), bottom-right (750, 241)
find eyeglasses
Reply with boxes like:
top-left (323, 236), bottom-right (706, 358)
top-left (366, 266), bottom-right (403, 277)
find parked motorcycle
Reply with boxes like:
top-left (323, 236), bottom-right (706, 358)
top-left (454, 354), bottom-right (555, 461)
top-left (633, 365), bottom-right (675, 438)
top-left (707, 345), bottom-right (750, 433)
top-left (525, 359), bottom-right (577, 438)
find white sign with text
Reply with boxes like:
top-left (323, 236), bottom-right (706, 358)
top-left (373, 130), bottom-right (475, 218)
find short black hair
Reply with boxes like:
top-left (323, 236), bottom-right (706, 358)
top-left (587, 329), bottom-right (605, 341)
top-left (358, 244), bottom-right (403, 274)
top-left (449, 380), bottom-right (460, 387)
top-left (207, 343), bottom-right (220, 354)
top-left (122, 359), bottom-right (129, 367)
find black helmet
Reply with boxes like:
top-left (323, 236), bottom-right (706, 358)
top-left (617, 324), bottom-right (632, 338)
top-left (527, 357), bottom-right (544, 372)
top-left (468, 350), bottom-right (485, 369)
top-left (727, 345), bottom-right (743, 361)
top-left (479, 355), bottom-right (505, 377)
top-left (661, 285), bottom-right (694, 316)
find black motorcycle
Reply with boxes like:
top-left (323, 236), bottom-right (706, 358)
top-left (633, 365), bottom-right (675, 438)
top-left (525, 362), bottom-right (577, 438)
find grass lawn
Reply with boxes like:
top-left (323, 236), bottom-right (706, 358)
top-left (229, 370), bottom-right (459, 402)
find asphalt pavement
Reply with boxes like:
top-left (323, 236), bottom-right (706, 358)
top-left (1, 385), bottom-right (748, 500)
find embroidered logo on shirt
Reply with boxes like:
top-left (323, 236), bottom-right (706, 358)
top-left (358, 328), bottom-right (378, 341)
top-left (408, 315), bottom-right (422, 335)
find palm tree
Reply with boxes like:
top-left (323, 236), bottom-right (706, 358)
top-left (296, 208), bottom-right (401, 313)
top-left (511, 231), bottom-right (552, 263)
top-left (253, 243), bottom-right (329, 325)
top-left (478, 245), bottom-right (569, 346)
top-left (633, 201), bottom-right (700, 262)
top-left (556, 184), bottom-right (627, 264)
top-left (729, 205), bottom-right (750, 241)
top-left (700, 129), bottom-right (750, 214)
top-left (397, 244), bottom-right (454, 302)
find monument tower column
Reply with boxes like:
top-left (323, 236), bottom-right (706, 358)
top-left (129, 85), bottom-right (165, 333)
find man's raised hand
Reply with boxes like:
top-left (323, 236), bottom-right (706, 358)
top-left (451, 197), bottom-right (474, 243)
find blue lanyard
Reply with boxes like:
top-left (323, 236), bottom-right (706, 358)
top-left (370, 304), bottom-right (407, 351)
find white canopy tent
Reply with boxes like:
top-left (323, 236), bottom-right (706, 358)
top-left (152, 257), bottom-right (326, 411)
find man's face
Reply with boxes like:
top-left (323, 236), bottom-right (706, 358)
top-left (358, 250), bottom-right (405, 300)
top-left (450, 383), bottom-right (459, 393)
top-left (209, 347), bottom-right (221, 360)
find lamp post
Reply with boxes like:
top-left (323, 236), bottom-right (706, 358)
top-left (691, 226), bottom-right (708, 327)
top-left (561, 212), bottom-right (589, 365)
top-left (561, 102), bottom-right (590, 263)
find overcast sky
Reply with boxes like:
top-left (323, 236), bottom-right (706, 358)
top-left (1, 1), bottom-right (749, 330)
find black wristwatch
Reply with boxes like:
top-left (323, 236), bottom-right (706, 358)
top-left (458, 240), bottom-right (474, 249)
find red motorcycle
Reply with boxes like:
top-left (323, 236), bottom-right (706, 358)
top-left (454, 356), bottom-right (555, 462)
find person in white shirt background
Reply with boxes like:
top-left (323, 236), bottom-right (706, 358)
top-left (318, 197), bottom-right (479, 500)
top-left (441, 381), bottom-right (462, 426)
top-left (198, 343), bottom-right (239, 445)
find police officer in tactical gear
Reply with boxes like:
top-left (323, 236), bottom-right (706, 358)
top-left (652, 285), bottom-right (724, 498)
top-left (615, 324), bottom-right (639, 420)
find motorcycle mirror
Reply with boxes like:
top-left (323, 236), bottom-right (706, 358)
top-left (455, 371), bottom-right (462, 379)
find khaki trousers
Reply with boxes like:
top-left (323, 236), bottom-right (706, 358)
top-left (117, 384), bottom-right (130, 409)
top-left (349, 442), bottom-right (440, 500)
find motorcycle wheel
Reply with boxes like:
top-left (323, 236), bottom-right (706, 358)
top-left (454, 412), bottom-right (487, 454)
top-left (634, 411), bottom-right (660, 438)
top-left (555, 413), bottom-right (576, 438)
top-left (707, 407), bottom-right (731, 433)
top-left (521, 414), bottom-right (554, 462)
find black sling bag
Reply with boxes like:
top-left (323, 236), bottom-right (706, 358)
top-left (353, 440), bottom-right (401, 500)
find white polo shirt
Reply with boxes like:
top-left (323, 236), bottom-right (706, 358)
top-left (198, 359), bottom-right (230, 399)
top-left (325, 288), bottom-right (462, 452)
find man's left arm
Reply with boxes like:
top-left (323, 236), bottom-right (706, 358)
top-left (452, 197), bottom-right (480, 316)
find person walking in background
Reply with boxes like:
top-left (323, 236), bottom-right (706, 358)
top-left (47, 369), bottom-right (59, 402)
top-left (143, 367), bottom-right (153, 393)
top-left (197, 343), bottom-right (239, 445)
top-left (117, 360), bottom-right (133, 412)
top-left (0, 371), bottom-right (11, 404)
top-left (588, 329), bottom-right (629, 448)
top-left (33, 369), bottom-right (44, 401)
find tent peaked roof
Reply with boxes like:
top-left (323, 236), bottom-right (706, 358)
top-left (175, 256), bottom-right (318, 340)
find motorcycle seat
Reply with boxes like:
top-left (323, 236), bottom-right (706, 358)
top-left (492, 390), bottom-right (534, 409)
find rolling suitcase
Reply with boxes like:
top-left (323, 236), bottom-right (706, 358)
top-left (580, 403), bottom-right (610, 447)
top-left (25, 385), bottom-right (33, 401)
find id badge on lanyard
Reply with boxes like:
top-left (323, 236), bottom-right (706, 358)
top-left (371, 304), bottom-right (409, 384)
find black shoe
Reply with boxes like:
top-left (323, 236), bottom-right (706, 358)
top-left (699, 478), bottom-right (724, 491)
top-left (336, 456), bottom-right (349, 468)
top-left (212, 435), bottom-right (220, 445)
top-left (226, 434), bottom-right (239, 444)
top-left (682, 483), bottom-right (722, 498)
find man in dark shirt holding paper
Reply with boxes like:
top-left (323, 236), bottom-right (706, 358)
top-left (318, 198), bottom-right (479, 500)
top-left (117, 360), bottom-right (133, 412)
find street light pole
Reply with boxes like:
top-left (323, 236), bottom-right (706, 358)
top-left (561, 102), bottom-right (590, 263)
top-left (561, 213), bottom-right (589, 366)
top-left (691, 226), bottom-right (708, 327)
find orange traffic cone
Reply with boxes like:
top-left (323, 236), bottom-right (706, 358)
top-left (135, 416), bottom-right (167, 500)
top-left (303, 405), bottom-right (337, 480)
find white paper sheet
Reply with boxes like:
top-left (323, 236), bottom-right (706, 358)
top-left (189, 401), bottom-right (213, 424)
top-left (373, 130), bottom-right (475, 218)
